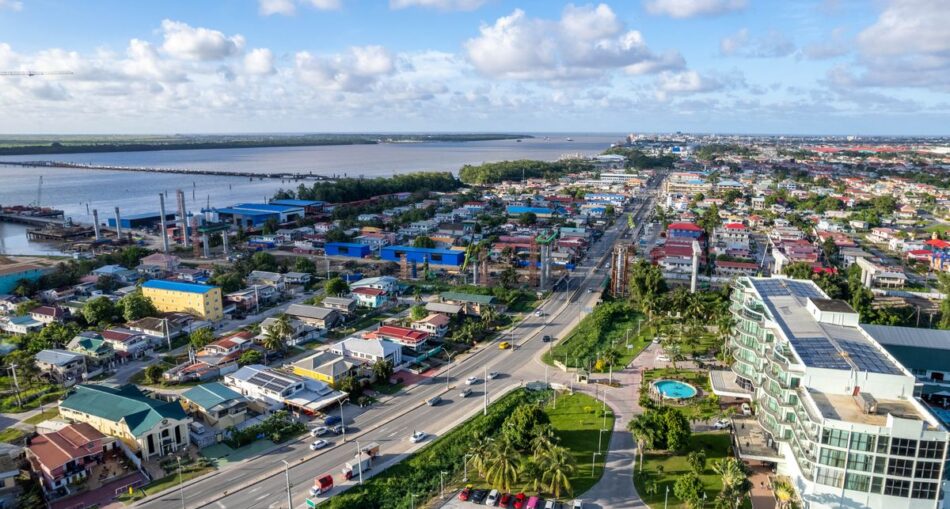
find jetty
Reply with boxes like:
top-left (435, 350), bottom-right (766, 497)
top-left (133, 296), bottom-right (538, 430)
top-left (0, 206), bottom-right (66, 227)
top-left (0, 160), bottom-right (338, 181)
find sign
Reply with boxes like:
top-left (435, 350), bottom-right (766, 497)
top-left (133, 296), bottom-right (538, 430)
top-left (306, 498), bottom-right (317, 508)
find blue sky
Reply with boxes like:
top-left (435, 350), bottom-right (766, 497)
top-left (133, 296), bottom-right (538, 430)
top-left (0, 0), bottom-right (947, 135)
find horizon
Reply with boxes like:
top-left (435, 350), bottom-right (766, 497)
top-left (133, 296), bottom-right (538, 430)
top-left (0, 0), bottom-right (948, 135)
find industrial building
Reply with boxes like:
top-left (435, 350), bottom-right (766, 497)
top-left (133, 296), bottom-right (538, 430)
top-left (215, 202), bottom-right (304, 227)
top-left (107, 211), bottom-right (176, 230)
top-left (141, 280), bottom-right (224, 321)
top-left (379, 245), bottom-right (465, 266)
top-left (325, 242), bottom-right (371, 258)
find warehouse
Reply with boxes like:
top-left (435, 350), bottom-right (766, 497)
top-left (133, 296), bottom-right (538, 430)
top-left (325, 242), bottom-right (371, 258)
top-left (380, 246), bottom-right (465, 266)
top-left (107, 211), bottom-right (177, 230)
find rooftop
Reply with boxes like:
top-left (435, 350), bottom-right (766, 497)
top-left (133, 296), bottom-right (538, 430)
top-left (181, 382), bottom-right (245, 411)
top-left (60, 384), bottom-right (187, 436)
top-left (440, 291), bottom-right (495, 305)
top-left (807, 390), bottom-right (931, 427)
top-left (142, 279), bottom-right (217, 294)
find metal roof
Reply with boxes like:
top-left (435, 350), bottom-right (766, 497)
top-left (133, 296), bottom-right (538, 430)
top-left (861, 324), bottom-right (950, 350)
top-left (142, 279), bottom-right (216, 294)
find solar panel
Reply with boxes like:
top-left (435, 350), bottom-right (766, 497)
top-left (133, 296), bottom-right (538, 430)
top-left (838, 338), bottom-right (902, 375)
top-left (789, 336), bottom-right (851, 369)
top-left (753, 279), bottom-right (792, 297)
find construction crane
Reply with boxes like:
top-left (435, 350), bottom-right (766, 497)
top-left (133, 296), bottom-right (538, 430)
top-left (0, 71), bottom-right (74, 77)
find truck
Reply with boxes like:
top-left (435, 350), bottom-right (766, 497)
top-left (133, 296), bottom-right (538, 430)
top-left (341, 442), bottom-right (380, 480)
top-left (308, 474), bottom-right (334, 497)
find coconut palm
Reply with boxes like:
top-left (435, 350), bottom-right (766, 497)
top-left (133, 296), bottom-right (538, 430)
top-left (530, 424), bottom-right (558, 458)
top-left (484, 437), bottom-right (520, 492)
top-left (482, 305), bottom-right (499, 327)
top-left (538, 445), bottom-right (576, 499)
top-left (774, 482), bottom-right (794, 509)
top-left (263, 313), bottom-right (293, 352)
top-left (518, 457), bottom-right (545, 493)
top-left (468, 433), bottom-right (492, 478)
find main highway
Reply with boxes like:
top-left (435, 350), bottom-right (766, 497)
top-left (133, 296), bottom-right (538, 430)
top-left (138, 181), bottom-right (658, 509)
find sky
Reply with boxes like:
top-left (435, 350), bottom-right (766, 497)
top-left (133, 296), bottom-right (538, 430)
top-left (0, 0), bottom-right (948, 135)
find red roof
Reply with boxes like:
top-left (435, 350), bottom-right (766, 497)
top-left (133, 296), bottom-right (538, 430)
top-left (352, 287), bottom-right (386, 296)
top-left (723, 223), bottom-right (746, 230)
top-left (367, 325), bottom-right (429, 344)
top-left (28, 423), bottom-right (105, 471)
top-left (926, 239), bottom-right (950, 250)
top-left (667, 222), bottom-right (703, 232)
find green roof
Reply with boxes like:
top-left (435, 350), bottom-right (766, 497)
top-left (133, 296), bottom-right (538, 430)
top-left (440, 291), bottom-right (495, 305)
top-left (60, 384), bottom-right (187, 437)
top-left (181, 382), bottom-right (243, 411)
top-left (71, 337), bottom-right (113, 356)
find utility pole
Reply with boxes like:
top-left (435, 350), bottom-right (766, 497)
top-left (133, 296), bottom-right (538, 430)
top-left (163, 317), bottom-right (171, 351)
top-left (664, 485), bottom-right (669, 509)
top-left (281, 459), bottom-right (293, 509)
top-left (483, 366), bottom-right (488, 416)
top-left (8, 365), bottom-right (22, 408)
top-left (339, 399), bottom-right (347, 443)
top-left (591, 452), bottom-right (600, 478)
top-left (356, 440), bottom-right (364, 484)
top-left (440, 471), bottom-right (448, 499)
top-left (177, 456), bottom-right (185, 509)
top-left (463, 454), bottom-right (472, 482)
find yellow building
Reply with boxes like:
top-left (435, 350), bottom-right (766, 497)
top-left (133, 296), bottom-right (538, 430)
top-left (291, 351), bottom-right (360, 385)
top-left (141, 279), bottom-right (223, 321)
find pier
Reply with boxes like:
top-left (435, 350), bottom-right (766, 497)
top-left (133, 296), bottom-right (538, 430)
top-left (0, 160), bottom-right (338, 181)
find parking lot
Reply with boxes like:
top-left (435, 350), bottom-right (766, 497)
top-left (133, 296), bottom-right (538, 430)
top-left (437, 489), bottom-right (578, 509)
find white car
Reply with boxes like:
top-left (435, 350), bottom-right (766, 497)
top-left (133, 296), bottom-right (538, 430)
top-left (572, 500), bottom-right (584, 509)
top-left (712, 419), bottom-right (731, 430)
top-left (310, 426), bottom-right (328, 437)
top-left (486, 489), bottom-right (499, 506)
top-left (535, 310), bottom-right (545, 317)
top-left (459, 387), bottom-right (473, 398)
top-left (741, 403), bottom-right (752, 416)
top-left (410, 431), bottom-right (427, 443)
top-left (466, 376), bottom-right (479, 385)
top-left (487, 371), bottom-right (499, 380)
top-left (309, 439), bottom-right (329, 450)
top-left (656, 354), bottom-right (671, 362)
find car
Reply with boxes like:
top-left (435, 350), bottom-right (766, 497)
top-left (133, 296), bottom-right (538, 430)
top-left (656, 354), bottom-right (670, 362)
top-left (534, 310), bottom-right (544, 317)
top-left (323, 415), bottom-right (341, 426)
top-left (487, 371), bottom-right (499, 379)
top-left (459, 387), bottom-right (473, 398)
top-left (712, 418), bottom-right (731, 430)
top-left (466, 376), bottom-right (479, 385)
top-left (513, 493), bottom-right (527, 509)
top-left (486, 489), bottom-right (500, 506)
top-left (331, 424), bottom-right (346, 434)
top-left (499, 341), bottom-right (511, 350)
top-left (572, 500), bottom-right (583, 509)
top-left (459, 486), bottom-right (473, 501)
top-left (741, 403), bottom-right (752, 415)
top-left (309, 439), bottom-right (329, 450)
top-left (472, 489), bottom-right (489, 504)
top-left (410, 431), bottom-right (427, 443)
top-left (587, 288), bottom-right (594, 293)
top-left (426, 395), bottom-right (442, 406)
top-left (544, 500), bottom-right (558, 509)
top-left (499, 493), bottom-right (513, 507)
top-left (310, 426), bottom-right (329, 437)
top-left (541, 335), bottom-right (552, 343)
top-left (652, 336), bottom-right (660, 344)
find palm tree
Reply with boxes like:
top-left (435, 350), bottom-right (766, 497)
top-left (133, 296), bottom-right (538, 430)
top-left (482, 306), bottom-right (499, 327)
top-left (518, 457), bottom-right (545, 493)
top-left (468, 433), bottom-right (491, 478)
top-left (773, 482), bottom-right (794, 509)
top-left (263, 313), bottom-right (293, 352)
top-left (530, 424), bottom-right (557, 458)
top-left (538, 445), bottom-right (576, 499)
top-left (484, 437), bottom-right (520, 492)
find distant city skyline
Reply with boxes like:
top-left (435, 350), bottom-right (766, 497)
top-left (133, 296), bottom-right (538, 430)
top-left (0, 0), bottom-right (947, 135)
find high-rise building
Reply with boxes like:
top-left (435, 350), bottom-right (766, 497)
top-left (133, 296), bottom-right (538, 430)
top-left (726, 277), bottom-right (948, 509)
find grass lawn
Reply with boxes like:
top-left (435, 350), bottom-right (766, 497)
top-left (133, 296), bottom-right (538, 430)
top-left (0, 427), bottom-right (25, 444)
top-left (369, 381), bottom-right (403, 396)
top-left (544, 392), bottom-right (614, 496)
top-left (543, 303), bottom-right (651, 372)
top-left (116, 464), bottom-right (215, 504)
top-left (634, 431), bottom-right (751, 509)
top-left (640, 368), bottom-right (721, 422)
top-left (0, 385), bottom-right (66, 414)
top-left (23, 408), bottom-right (60, 425)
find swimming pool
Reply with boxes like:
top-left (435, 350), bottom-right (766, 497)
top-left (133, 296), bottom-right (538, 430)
top-left (653, 379), bottom-right (698, 399)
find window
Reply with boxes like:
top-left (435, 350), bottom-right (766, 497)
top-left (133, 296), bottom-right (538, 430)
top-left (872, 456), bottom-right (886, 474)
top-left (883, 479), bottom-right (910, 497)
top-left (890, 438), bottom-right (917, 457)
top-left (846, 453), bottom-right (872, 472)
top-left (870, 476), bottom-right (883, 493)
top-left (887, 458), bottom-right (913, 477)
top-left (917, 440), bottom-right (945, 459)
top-left (821, 429), bottom-right (849, 448)
top-left (844, 473), bottom-right (870, 492)
top-left (815, 467), bottom-right (844, 488)
top-left (911, 482), bottom-right (938, 500)
top-left (876, 436), bottom-right (889, 454)
top-left (850, 432), bottom-right (873, 452)
top-left (819, 448), bottom-right (846, 468)
top-left (914, 461), bottom-right (941, 479)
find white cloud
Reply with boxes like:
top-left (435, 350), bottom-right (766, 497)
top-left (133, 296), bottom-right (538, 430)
top-left (719, 28), bottom-right (795, 58)
top-left (295, 45), bottom-right (394, 91)
top-left (656, 70), bottom-right (721, 93)
top-left (464, 5), bottom-right (683, 80)
top-left (389, 0), bottom-right (486, 10)
top-left (0, 0), bottom-right (22, 11)
top-left (644, 0), bottom-right (746, 18)
top-left (307, 0), bottom-right (342, 9)
top-left (803, 28), bottom-right (849, 60)
top-left (259, 0), bottom-right (296, 15)
top-left (244, 48), bottom-right (275, 75)
top-left (160, 19), bottom-right (245, 61)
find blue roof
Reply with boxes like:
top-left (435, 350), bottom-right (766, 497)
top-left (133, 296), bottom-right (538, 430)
top-left (142, 279), bottom-right (217, 294)
top-left (119, 211), bottom-right (174, 220)
top-left (327, 242), bottom-right (369, 249)
top-left (383, 246), bottom-right (463, 255)
top-left (270, 199), bottom-right (324, 207)
top-left (507, 206), bottom-right (553, 214)
top-left (215, 207), bottom-right (277, 217)
top-left (233, 203), bottom-right (303, 212)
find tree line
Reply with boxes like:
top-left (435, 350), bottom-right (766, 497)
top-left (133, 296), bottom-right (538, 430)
top-left (277, 172), bottom-right (462, 203)
top-left (458, 160), bottom-right (593, 185)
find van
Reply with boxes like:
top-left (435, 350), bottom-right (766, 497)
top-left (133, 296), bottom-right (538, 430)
top-left (188, 422), bottom-right (206, 434)
top-left (526, 496), bottom-right (541, 509)
top-left (425, 395), bottom-right (442, 406)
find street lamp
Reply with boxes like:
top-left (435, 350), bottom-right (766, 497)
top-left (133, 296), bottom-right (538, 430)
top-left (590, 452), bottom-right (601, 478)
top-left (598, 428), bottom-right (607, 454)
top-left (355, 440), bottom-right (364, 484)
top-left (410, 493), bottom-right (417, 509)
top-left (339, 398), bottom-right (347, 443)
top-left (281, 459), bottom-right (292, 509)
top-left (440, 471), bottom-right (448, 499)
top-left (176, 456), bottom-right (184, 509)
top-left (463, 453), bottom-right (473, 482)
top-left (664, 485), bottom-right (669, 509)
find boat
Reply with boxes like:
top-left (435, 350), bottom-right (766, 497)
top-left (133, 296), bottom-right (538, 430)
top-left (565, 137), bottom-right (573, 141)
top-left (516, 139), bottom-right (522, 142)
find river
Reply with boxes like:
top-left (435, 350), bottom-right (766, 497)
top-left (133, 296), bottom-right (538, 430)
top-left (0, 134), bottom-right (620, 254)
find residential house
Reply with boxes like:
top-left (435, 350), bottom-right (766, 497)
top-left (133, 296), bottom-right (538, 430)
top-left (223, 364), bottom-right (345, 415)
top-left (1, 315), bottom-right (43, 335)
top-left (352, 287), bottom-right (388, 309)
top-left (137, 253), bottom-right (180, 278)
top-left (438, 292), bottom-right (497, 317)
top-left (126, 314), bottom-right (190, 346)
top-left (364, 325), bottom-right (429, 352)
top-left (26, 423), bottom-right (108, 494)
top-left (291, 351), bottom-right (361, 386)
top-left (92, 264), bottom-right (138, 284)
top-left (425, 302), bottom-right (463, 318)
top-left (411, 313), bottom-right (450, 338)
top-left (247, 271), bottom-right (286, 291)
top-left (66, 333), bottom-right (116, 368)
top-left (58, 384), bottom-right (191, 459)
top-left (259, 316), bottom-right (318, 346)
top-left (349, 276), bottom-right (400, 295)
top-left (100, 327), bottom-right (152, 360)
top-left (0, 454), bottom-right (18, 509)
top-left (330, 337), bottom-right (402, 367)
top-left (714, 261), bottom-right (760, 278)
top-left (225, 285), bottom-right (278, 314)
top-left (283, 272), bottom-right (311, 286)
top-left (322, 296), bottom-right (356, 314)
top-left (35, 349), bottom-right (86, 385)
top-left (39, 287), bottom-right (76, 304)
top-left (29, 305), bottom-right (67, 324)
top-left (285, 304), bottom-right (341, 329)
top-left (179, 382), bottom-right (250, 431)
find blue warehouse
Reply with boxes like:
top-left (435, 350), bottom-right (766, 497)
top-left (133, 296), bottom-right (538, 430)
top-left (108, 211), bottom-right (177, 230)
top-left (380, 246), bottom-right (465, 266)
top-left (325, 242), bottom-right (371, 258)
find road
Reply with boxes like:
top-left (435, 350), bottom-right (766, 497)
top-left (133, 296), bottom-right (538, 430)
top-left (137, 184), bottom-right (658, 509)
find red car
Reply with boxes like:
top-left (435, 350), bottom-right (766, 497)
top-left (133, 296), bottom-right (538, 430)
top-left (513, 493), bottom-right (527, 509)
top-left (458, 486), bottom-right (473, 501)
top-left (499, 493), bottom-right (513, 508)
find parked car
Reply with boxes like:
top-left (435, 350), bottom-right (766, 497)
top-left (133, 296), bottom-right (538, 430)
top-left (544, 500), bottom-right (559, 509)
top-left (331, 424), bottom-right (346, 434)
top-left (541, 335), bottom-right (552, 342)
top-left (712, 418), bottom-right (731, 430)
top-left (324, 415), bottom-right (341, 426)
top-left (656, 354), bottom-right (670, 362)
top-left (410, 431), bottom-right (427, 443)
top-left (460, 387), bottom-right (473, 398)
top-left (572, 500), bottom-right (583, 509)
top-left (741, 403), bottom-right (752, 415)
top-left (309, 439), bottom-right (329, 450)
top-left (310, 426), bottom-right (329, 437)
top-left (488, 371), bottom-right (499, 379)
top-left (513, 493), bottom-right (527, 509)
top-left (534, 310), bottom-right (545, 317)
top-left (499, 493), bottom-right (513, 507)
top-left (459, 486), bottom-right (473, 501)
top-left (472, 489), bottom-right (489, 504)
top-left (486, 489), bottom-right (500, 506)
top-left (466, 376), bottom-right (479, 385)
